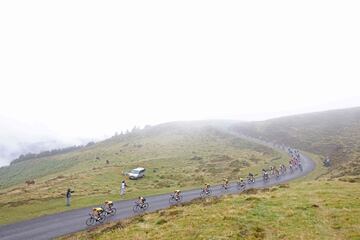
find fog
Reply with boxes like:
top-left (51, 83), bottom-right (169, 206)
top-left (0, 0), bottom-right (360, 166)
top-left (0, 116), bottom-right (91, 166)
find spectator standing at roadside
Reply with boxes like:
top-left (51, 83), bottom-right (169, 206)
top-left (120, 180), bottom-right (127, 197)
top-left (66, 188), bottom-right (74, 206)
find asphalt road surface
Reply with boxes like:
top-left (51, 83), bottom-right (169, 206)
top-left (0, 146), bottom-right (315, 240)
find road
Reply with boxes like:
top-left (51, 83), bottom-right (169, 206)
top-left (0, 147), bottom-right (315, 240)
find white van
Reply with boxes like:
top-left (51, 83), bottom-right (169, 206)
top-left (128, 167), bottom-right (145, 180)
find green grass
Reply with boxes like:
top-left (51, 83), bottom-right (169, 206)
top-left (60, 180), bottom-right (360, 240)
top-left (0, 122), bottom-right (289, 224)
top-left (233, 107), bottom-right (360, 179)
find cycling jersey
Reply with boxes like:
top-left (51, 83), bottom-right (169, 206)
top-left (104, 201), bottom-right (113, 209)
top-left (139, 197), bottom-right (146, 204)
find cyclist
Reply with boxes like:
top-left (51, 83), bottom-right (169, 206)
top-left (223, 178), bottom-right (229, 189)
top-left (204, 183), bottom-right (211, 194)
top-left (248, 172), bottom-right (255, 183)
top-left (280, 164), bottom-right (286, 174)
top-left (238, 177), bottom-right (246, 188)
top-left (262, 169), bottom-right (269, 181)
top-left (104, 200), bottom-right (114, 213)
top-left (274, 167), bottom-right (280, 178)
top-left (137, 196), bottom-right (146, 207)
top-left (298, 161), bottom-right (303, 171)
top-left (269, 166), bottom-right (274, 176)
top-left (289, 164), bottom-right (293, 173)
top-left (289, 159), bottom-right (293, 166)
top-left (174, 190), bottom-right (181, 200)
top-left (92, 207), bottom-right (103, 221)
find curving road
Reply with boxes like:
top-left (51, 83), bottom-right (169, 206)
top-left (0, 146), bottom-right (315, 240)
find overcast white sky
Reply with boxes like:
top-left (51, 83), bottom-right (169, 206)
top-left (1, 0), bottom-right (360, 141)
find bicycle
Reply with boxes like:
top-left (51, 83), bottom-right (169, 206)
top-left (169, 194), bottom-right (183, 204)
top-left (237, 182), bottom-right (246, 191)
top-left (263, 173), bottom-right (270, 183)
top-left (289, 165), bottom-right (294, 174)
top-left (85, 214), bottom-right (105, 226)
top-left (221, 184), bottom-right (230, 193)
top-left (101, 206), bottom-right (117, 217)
top-left (133, 202), bottom-right (149, 213)
top-left (275, 172), bottom-right (280, 180)
top-left (200, 188), bottom-right (212, 198)
top-left (247, 176), bottom-right (255, 184)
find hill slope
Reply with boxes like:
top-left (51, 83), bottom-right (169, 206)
top-left (0, 121), bottom-right (288, 224)
top-left (232, 107), bottom-right (360, 178)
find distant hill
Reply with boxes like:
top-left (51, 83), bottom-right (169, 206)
top-left (0, 116), bottom-right (90, 167)
top-left (9, 144), bottom-right (94, 165)
top-left (0, 121), bottom-right (287, 224)
top-left (231, 107), bottom-right (360, 178)
top-left (2, 107), bottom-right (360, 225)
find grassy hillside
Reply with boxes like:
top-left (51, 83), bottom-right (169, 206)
top-left (0, 121), bottom-right (288, 224)
top-left (61, 180), bottom-right (360, 240)
top-left (232, 107), bottom-right (360, 178)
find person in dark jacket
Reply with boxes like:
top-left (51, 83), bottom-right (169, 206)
top-left (66, 188), bottom-right (75, 206)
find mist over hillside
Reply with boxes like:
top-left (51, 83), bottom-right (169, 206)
top-left (0, 116), bottom-right (91, 167)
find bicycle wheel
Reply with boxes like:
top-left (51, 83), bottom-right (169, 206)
top-left (86, 217), bottom-right (95, 226)
top-left (98, 215), bottom-right (105, 223)
top-left (133, 205), bottom-right (140, 213)
top-left (110, 208), bottom-right (117, 216)
top-left (200, 191), bottom-right (205, 198)
top-left (169, 196), bottom-right (176, 204)
top-left (221, 186), bottom-right (229, 193)
top-left (100, 211), bottom-right (107, 218)
top-left (178, 195), bottom-right (183, 202)
top-left (143, 202), bottom-right (149, 210)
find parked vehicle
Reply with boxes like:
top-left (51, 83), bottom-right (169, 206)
top-left (128, 167), bottom-right (145, 180)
